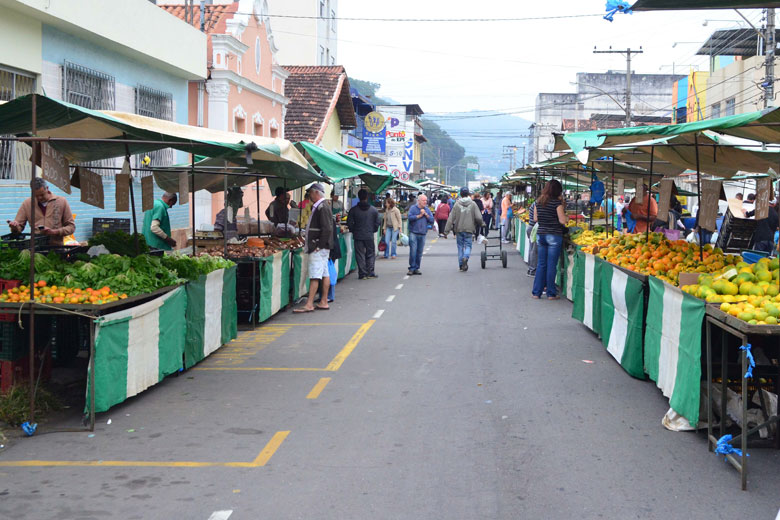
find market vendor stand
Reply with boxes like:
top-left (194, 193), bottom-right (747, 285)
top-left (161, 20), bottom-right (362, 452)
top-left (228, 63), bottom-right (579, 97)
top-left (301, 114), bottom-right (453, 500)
top-left (705, 306), bottom-right (780, 490)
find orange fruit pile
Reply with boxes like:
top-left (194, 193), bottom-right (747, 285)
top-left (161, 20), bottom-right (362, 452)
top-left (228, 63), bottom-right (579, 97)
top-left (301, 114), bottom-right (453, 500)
top-left (581, 232), bottom-right (737, 286)
top-left (0, 280), bottom-right (127, 305)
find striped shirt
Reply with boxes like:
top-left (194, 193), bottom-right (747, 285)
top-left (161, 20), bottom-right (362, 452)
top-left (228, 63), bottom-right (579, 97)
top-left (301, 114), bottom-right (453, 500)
top-left (536, 199), bottom-right (563, 235)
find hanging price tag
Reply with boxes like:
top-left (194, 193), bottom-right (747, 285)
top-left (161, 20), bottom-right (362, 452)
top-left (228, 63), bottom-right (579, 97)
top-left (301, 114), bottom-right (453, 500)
top-left (71, 167), bottom-right (105, 208)
top-left (40, 142), bottom-right (71, 194)
top-left (699, 179), bottom-right (721, 232)
top-left (141, 175), bottom-right (155, 212)
top-left (656, 178), bottom-right (674, 217)
top-left (115, 173), bottom-right (130, 212)
top-left (635, 183), bottom-right (644, 205)
top-left (754, 177), bottom-right (771, 219)
top-left (178, 171), bottom-right (189, 204)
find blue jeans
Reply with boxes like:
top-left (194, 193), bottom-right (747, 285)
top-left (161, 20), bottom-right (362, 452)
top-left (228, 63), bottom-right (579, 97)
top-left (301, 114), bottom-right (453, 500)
top-left (384, 228), bottom-right (399, 258)
top-left (408, 232), bottom-right (426, 271)
top-left (456, 232), bottom-right (473, 266)
top-left (532, 233), bottom-right (563, 297)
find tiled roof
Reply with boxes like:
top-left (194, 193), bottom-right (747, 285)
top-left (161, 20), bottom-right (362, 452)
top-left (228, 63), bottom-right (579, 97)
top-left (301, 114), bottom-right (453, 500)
top-left (157, 3), bottom-right (236, 32)
top-left (283, 66), bottom-right (357, 144)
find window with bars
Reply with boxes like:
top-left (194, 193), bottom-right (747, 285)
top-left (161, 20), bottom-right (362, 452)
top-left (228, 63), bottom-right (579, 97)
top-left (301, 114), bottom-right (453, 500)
top-left (135, 85), bottom-right (174, 168)
top-left (711, 103), bottom-right (721, 119)
top-left (725, 98), bottom-right (736, 116)
top-left (63, 62), bottom-right (116, 176)
top-left (1, 67), bottom-right (36, 180)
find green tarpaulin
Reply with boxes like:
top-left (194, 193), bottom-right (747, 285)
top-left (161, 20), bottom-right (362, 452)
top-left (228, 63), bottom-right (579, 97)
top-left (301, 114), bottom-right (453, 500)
top-left (296, 141), bottom-right (394, 193)
top-left (184, 267), bottom-right (237, 369)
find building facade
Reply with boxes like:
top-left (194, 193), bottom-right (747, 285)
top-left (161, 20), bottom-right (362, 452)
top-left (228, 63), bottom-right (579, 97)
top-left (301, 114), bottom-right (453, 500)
top-left (159, 0), bottom-right (289, 228)
top-left (0, 0), bottom-right (206, 241)
top-left (266, 0), bottom-right (338, 66)
top-left (532, 71), bottom-right (683, 163)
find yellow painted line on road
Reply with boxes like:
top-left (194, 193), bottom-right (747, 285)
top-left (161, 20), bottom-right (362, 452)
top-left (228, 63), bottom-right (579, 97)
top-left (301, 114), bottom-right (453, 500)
top-left (432, 239), bottom-right (438, 243)
top-left (306, 377), bottom-right (332, 399)
top-left (194, 367), bottom-right (326, 372)
top-left (325, 320), bottom-right (375, 371)
top-left (269, 323), bottom-right (366, 326)
top-left (0, 431), bottom-right (290, 468)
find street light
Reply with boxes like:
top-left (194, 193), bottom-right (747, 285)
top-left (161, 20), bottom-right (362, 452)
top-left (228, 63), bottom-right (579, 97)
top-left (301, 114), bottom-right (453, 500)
top-left (446, 164), bottom-right (465, 187)
top-left (671, 41), bottom-right (700, 48)
top-left (569, 81), bottom-right (628, 125)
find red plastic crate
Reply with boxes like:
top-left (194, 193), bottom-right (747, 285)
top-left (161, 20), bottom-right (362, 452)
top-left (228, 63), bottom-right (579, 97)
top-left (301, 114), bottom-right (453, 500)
top-left (0, 279), bottom-right (21, 292)
top-left (0, 353), bottom-right (51, 393)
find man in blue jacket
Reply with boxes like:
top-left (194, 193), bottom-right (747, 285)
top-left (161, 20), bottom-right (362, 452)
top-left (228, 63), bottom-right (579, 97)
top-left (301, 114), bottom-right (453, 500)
top-left (407, 194), bottom-right (434, 276)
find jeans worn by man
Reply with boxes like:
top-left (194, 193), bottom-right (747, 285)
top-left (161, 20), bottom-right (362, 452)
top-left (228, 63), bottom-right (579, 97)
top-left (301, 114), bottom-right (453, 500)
top-left (408, 232), bottom-right (426, 273)
top-left (444, 189), bottom-right (484, 272)
top-left (456, 232), bottom-right (473, 269)
top-left (532, 233), bottom-right (564, 298)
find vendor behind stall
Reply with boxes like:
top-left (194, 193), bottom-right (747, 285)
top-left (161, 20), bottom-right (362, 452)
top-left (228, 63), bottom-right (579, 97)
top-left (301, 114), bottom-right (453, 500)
top-left (265, 187), bottom-right (290, 226)
top-left (214, 187), bottom-right (243, 240)
top-left (8, 177), bottom-right (75, 246)
top-left (142, 192), bottom-right (177, 250)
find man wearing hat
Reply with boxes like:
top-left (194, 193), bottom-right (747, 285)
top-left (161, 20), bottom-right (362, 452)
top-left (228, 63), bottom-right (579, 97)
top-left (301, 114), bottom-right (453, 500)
top-left (294, 183), bottom-right (333, 313)
top-left (444, 187), bottom-right (484, 271)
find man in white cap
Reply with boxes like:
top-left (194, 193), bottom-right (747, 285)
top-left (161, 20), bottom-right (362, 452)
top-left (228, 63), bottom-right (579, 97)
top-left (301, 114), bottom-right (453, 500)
top-left (294, 183), bottom-right (333, 313)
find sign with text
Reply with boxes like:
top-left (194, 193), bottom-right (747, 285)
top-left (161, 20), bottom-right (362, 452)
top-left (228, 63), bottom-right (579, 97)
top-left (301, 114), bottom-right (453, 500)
top-left (363, 111), bottom-right (385, 133)
top-left (40, 143), bottom-right (71, 194)
top-left (179, 172), bottom-right (189, 205)
top-left (141, 175), bottom-right (155, 212)
top-left (699, 179), bottom-right (721, 232)
top-left (466, 163), bottom-right (479, 172)
top-left (70, 167), bottom-right (104, 208)
top-left (754, 177), bottom-right (771, 219)
top-left (656, 179), bottom-right (674, 217)
top-left (362, 127), bottom-right (386, 154)
top-left (634, 183), bottom-right (644, 205)
top-left (115, 173), bottom-right (130, 212)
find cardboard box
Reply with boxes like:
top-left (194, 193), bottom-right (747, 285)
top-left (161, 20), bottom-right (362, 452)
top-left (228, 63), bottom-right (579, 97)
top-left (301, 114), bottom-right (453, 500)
top-left (677, 272), bottom-right (701, 287)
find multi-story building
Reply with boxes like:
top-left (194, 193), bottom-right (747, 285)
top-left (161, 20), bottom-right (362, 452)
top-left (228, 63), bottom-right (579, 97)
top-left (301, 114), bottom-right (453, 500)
top-left (158, 0), bottom-right (290, 229)
top-left (531, 71), bottom-right (682, 163)
top-left (0, 0), bottom-right (206, 242)
top-left (266, 0), bottom-right (338, 66)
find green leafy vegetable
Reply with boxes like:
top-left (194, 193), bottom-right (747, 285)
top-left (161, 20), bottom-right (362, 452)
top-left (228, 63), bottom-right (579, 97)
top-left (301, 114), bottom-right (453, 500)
top-left (88, 231), bottom-right (149, 257)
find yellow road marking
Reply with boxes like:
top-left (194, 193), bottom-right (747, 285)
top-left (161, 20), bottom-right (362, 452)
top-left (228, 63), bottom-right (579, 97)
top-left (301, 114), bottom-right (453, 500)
top-left (432, 239), bottom-right (438, 243)
top-left (325, 320), bottom-right (375, 371)
top-left (0, 431), bottom-right (290, 468)
top-left (306, 377), bottom-right (331, 399)
top-left (261, 323), bottom-right (366, 326)
top-left (194, 367), bottom-right (326, 371)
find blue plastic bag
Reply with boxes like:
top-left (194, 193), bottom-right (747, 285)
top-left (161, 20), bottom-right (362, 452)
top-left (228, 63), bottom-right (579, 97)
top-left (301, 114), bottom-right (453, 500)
top-left (328, 259), bottom-right (337, 286)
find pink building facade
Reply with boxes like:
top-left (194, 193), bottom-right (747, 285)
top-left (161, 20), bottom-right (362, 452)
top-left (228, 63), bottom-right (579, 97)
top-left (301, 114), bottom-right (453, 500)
top-left (161, 0), bottom-right (288, 229)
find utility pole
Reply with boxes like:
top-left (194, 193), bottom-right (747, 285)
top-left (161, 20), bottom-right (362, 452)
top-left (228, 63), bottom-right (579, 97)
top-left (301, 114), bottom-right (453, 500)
top-left (765, 8), bottom-right (776, 108)
top-left (593, 47), bottom-right (643, 126)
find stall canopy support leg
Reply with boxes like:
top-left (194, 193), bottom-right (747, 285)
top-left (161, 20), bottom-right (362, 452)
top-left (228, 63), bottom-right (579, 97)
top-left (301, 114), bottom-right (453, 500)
top-left (89, 317), bottom-right (96, 432)
top-left (28, 94), bottom-right (38, 426)
top-left (695, 134), bottom-right (703, 262)
top-left (646, 146), bottom-right (654, 243)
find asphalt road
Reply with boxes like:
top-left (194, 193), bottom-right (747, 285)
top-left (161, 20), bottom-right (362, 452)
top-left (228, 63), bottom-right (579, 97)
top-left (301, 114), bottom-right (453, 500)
top-left (0, 231), bottom-right (778, 519)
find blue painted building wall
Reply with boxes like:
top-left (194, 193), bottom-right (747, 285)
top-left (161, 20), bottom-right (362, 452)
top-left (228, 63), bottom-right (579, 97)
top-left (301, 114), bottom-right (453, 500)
top-left (1, 24), bottom-right (194, 241)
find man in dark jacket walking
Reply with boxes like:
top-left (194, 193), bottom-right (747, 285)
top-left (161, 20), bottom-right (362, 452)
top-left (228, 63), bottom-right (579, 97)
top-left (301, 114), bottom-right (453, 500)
top-left (347, 189), bottom-right (381, 279)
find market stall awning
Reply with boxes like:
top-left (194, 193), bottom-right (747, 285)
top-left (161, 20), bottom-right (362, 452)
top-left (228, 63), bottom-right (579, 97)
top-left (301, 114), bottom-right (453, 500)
top-left (391, 177), bottom-right (425, 191)
top-left (0, 94), bottom-right (322, 185)
top-left (293, 141), bottom-right (395, 193)
top-left (334, 152), bottom-right (397, 193)
top-left (631, 0), bottom-right (780, 9)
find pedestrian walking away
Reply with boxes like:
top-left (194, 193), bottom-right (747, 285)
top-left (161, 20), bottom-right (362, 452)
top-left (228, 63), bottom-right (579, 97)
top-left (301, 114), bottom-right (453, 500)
top-left (381, 197), bottom-right (402, 259)
top-left (444, 186), bottom-right (484, 272)
top-left (481, 191), bottom-right (494, 236)
top-left (434, 196), bottom-right (450, 237)
top-left (407, 194), bottom-right (434, 275)
top-left (294, 183), bottom-right (333, 313)
top-left (347, 188), bottom-right (381, 280)
top-left (500, 192), bottom-right (513, 242)
top-left (531, 179), bottom-right (568, 300)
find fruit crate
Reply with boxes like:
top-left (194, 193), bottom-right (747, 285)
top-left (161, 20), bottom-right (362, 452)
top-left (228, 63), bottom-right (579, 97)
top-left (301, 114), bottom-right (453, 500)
top-left (0, 321), bottom-right (26, 361)
top-left (0, 233), bottom-right (49, 250)
top-left (716, 209), bottom-right (757, 253)
top-left (91, 217), bottom-right (130, 236)
top-left (0, 279), bottom-right (21, 323)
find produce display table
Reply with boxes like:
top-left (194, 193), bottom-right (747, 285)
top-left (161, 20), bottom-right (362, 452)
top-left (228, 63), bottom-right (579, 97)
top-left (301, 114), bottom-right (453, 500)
top-left (183, 267), bottom-right (237, 368)
top-left (337, 232), bottom-right (356, 280)
top-left (571, 250), bottom-right (602, 335)
top-left (516, 220), bottom-right (531, 264)
top-left (644, 277), bottom-right (706, 427)
top-left (291, 247), bottom-right (309, 301)
top-left (597, 259), bottom-right (648, 380)
top-left (561, 248), bottom-right (576, 302)
top-left (704, 306), bottom-right (780, 490)
top-left (258, 250), bottom-right (291, 323)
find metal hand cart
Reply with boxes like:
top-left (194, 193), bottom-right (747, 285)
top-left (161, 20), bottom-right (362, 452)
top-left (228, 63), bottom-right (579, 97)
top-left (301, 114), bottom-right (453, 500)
top-left (480, 223), bottom-right (508, 269)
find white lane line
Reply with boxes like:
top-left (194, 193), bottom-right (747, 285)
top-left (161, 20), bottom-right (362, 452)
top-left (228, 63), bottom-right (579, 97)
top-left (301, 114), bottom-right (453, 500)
top-left (208, 511), bottom-right (233, 520)
top-left (373, 309), bottom-right (385, 319)
top-left (403, 275), bottom-right (410, 280)
top-left (386, 295), bottom-right (395, 302)
top-left (395, 284), bottom-right (403, 290)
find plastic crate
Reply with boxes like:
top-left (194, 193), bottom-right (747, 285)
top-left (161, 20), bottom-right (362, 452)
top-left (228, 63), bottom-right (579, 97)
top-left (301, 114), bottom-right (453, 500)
top-left (92, 217), bottom-right (131, 236)
top-left (742, 249), bottom-right (770, 264)
top-left (0, 233), bottom-right (49, 250)
top-left (715, 209), bottom-right (757, 253)
top-left (0, 321), bottom-right (26, 361)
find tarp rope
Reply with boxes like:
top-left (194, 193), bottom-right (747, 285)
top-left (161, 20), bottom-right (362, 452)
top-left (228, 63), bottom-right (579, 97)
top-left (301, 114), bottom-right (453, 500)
top-left (739, 344), bottom-right (755, 379)
top-left (604, 0), bottom-right (632, 22)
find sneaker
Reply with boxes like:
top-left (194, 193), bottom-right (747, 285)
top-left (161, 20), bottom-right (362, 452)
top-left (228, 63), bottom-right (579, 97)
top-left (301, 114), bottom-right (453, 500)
top-left (358, 276), bottom-right (367, 280)
top-left (527, 270), bottom-right (536, 277)
top-left (366, 273), bottom-right (378, 279)
top-left (407, 270), bottom-right (415, 276)
top-left (413, 270), bottom-right (422, 275)
top-left (462, 258), bottom-right (468, 271)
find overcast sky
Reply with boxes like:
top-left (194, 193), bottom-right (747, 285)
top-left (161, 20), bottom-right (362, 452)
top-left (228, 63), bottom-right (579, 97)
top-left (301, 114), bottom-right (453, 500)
top-left (336, 1), bottom-right (767, 117)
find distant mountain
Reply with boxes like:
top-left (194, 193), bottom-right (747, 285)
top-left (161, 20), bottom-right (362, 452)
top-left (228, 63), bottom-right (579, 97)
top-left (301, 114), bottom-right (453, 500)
top-left (429, 112), bottom-right (534, 179)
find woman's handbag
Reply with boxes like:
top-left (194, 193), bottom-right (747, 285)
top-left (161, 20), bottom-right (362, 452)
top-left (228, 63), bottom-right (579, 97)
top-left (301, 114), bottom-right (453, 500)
top-left (378, 237), bottom-right (387, 252)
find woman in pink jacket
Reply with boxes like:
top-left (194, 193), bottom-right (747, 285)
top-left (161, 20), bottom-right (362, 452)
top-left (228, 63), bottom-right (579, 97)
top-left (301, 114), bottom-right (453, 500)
top-left (434, 196), bottom-right (451, 238)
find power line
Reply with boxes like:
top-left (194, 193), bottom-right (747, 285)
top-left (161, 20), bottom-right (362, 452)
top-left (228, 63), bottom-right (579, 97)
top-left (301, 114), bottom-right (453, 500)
top-left (220, 9), bottom-right (604, 23)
